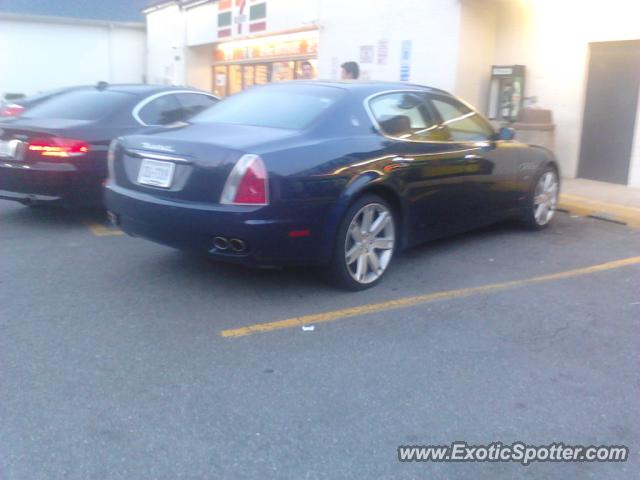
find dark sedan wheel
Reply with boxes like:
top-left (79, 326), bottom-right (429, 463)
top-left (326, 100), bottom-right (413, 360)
top-left (328, 194), bottom-right (396, 290)
top-left (523, 167), bottom-right (559, 229)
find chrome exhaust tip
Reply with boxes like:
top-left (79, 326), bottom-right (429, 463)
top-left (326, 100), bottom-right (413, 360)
top-left (106, 211), bottom-right (119, 226)
top-left (213, 236), bottom-right (229, 250)
top-left (229, 238), bottom-right (247, 253)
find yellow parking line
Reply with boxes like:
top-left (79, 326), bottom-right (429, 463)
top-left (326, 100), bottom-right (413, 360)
top-left (220, 256), bottom-right (640, 338)
top-left (84, 221), bottom-right (124, 237)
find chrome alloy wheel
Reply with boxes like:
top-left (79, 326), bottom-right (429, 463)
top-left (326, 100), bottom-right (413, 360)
top-left (533, 171), bottom-right (559, 226)
top-left (344, 203), bottom-right (395, 284)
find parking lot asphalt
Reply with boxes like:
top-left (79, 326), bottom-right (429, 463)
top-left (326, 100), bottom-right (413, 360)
top-left (1, 201), bottom-right (639, 480)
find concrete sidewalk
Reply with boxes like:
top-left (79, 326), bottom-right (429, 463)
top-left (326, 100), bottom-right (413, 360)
top-left (559, 178), bottom-right (640, 228)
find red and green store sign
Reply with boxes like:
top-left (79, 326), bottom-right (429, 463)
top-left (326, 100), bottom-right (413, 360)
top-left (218, 0), bottom-right (267, 38)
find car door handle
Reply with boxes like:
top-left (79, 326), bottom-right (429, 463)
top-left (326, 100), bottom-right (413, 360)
top-left (464, 154), bottom-right (483, 163)
top-left (392, 156), bottom-right (413, 164)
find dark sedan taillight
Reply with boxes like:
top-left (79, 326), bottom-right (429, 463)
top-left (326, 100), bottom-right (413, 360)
top-left (27, 137), bottom-right (90, 158)
top-left (0, 104), bottom-right (25, 117)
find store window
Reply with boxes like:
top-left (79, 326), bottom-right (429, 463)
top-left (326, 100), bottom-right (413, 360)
top-left (212, 32), bottom-right (319, 97)
top-left (213, 59), bottom-right (318, 97)
top-left (228, 65), bottom-right (243, 95)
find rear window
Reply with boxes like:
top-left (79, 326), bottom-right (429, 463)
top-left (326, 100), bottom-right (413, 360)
top-left (22, 90), bottom-right (135, 121)
top-left (192, 85), bottom-right (344, 129)
top-left (21, 86), bottom-right (76, 103)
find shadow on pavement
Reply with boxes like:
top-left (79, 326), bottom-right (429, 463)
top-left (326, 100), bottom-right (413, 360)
top-left (0, 203), bottom-right (108, 232)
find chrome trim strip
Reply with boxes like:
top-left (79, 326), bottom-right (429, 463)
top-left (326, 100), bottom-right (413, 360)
top-left (131, 90), bottom-right (219, 126)
top-left (126, 149), bottom-right (191, 163)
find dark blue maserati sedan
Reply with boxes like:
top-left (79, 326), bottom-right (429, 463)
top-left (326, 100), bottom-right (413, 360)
top-left (105, 81), bottom-right (560, 290)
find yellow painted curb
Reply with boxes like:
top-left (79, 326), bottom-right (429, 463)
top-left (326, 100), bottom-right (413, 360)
top-left (558, 194), bottom-right (640, 228)
top-left (84, 221), bottom-right (124, 237)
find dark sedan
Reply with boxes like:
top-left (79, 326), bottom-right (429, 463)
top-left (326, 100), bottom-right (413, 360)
top-left (0, 85), bottom-right (88, 118)
top-left (0, 84), bottom-right (218, 207)
top-left (105, 81), bottom-right (560, 290)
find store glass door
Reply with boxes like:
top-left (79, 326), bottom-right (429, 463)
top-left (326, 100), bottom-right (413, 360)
top-left (243, 65), bottom-right (255, 89)
top-left (228, 65), bottom-right (242, 95)
top-left (254, 64), bottom-right (270, 85)
top-left (213, 66), bottom-right (227, 98)
top-left (272, 61), bottom-right (295, 82)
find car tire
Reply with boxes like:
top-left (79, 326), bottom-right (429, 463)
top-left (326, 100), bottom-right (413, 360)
top-left (326, 194), bottom-right (397, 290)
top-left (522, 166), bottom-right (559, 230)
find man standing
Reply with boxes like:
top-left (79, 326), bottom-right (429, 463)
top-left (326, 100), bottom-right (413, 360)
top-left (301, 61), bottom-right (315, 79)
top-left (341, 61), bottom-right (360, 80)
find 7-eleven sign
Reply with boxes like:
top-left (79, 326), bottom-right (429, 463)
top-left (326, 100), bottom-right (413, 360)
top-left (217, 0), bottom-right (267, 38)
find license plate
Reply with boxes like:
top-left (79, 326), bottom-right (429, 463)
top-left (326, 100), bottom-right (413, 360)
top-left (137, 158), bottom-right (175, 188)
top-left (0, 139), bottom-right (20, 159)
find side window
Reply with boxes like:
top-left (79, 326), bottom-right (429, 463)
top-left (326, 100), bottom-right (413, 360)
top-left (177, 93), bottom-right (218, 120)
top-left (429, 96), bottom-right (494, 141)
top-left (369, 92), bottom-right (447, 141)
top-left (138, 94), bottom-right (184, 126)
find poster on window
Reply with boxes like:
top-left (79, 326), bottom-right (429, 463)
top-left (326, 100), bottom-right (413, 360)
top-left (377, 39), bottom-right (389, 65)
top-left (360, 45), bottom-right (374, 64)
top-left (400, 40), bottom-right (412, 81)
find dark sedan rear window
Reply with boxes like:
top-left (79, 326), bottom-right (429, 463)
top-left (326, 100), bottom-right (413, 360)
top-left (22, 90), bottom-right (135, 121)
top-left (192, 86), bottom-right (345, 130)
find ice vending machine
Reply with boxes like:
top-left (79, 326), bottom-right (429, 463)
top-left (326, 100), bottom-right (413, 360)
top-left (487, 65), bottom-right (525, 122)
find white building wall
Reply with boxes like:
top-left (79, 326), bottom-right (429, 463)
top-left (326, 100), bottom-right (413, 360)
top-left (317, 0), bottom-right (462, 91)
top-left (145, 4), bottom-right (186, 85)
top-left (628, 87), bottom-right (640, 188)
top-left (494, 0), bottom-right (640, 184)
top-left (185, 44), bottom-right (216, 92)
top-left (185, 2), bottom-right (219, 47)
top-left (455, 0), bottom-right (497, 111)
top-left (109, 26), bottom-right (148, 84)
top-left (0, 15), bottom-right (145, 98)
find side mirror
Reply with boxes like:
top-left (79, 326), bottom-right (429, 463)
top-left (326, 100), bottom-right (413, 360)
top-left (497, 126), bottom-right (515, 141)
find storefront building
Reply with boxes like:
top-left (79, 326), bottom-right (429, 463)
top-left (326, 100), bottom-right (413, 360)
top-left (144, 0), bottom-right (321, 96)
top-left (144, 0), bottom-right (640, 188)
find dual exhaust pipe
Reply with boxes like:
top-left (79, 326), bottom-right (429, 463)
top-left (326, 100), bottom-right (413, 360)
top-left (213, 236), bottom-right (247, 253)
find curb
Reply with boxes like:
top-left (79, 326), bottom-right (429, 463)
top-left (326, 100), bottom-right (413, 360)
top-left (558, 194), bottom-right (640, 228)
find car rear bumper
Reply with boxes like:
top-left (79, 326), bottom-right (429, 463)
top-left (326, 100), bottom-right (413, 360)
top-left (0, 161), bottom-right (104, 206)
top-left (104, 182), bottom-right (333, 267)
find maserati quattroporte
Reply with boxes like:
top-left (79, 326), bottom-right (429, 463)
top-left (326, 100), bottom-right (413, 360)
top-left (105, 81), bottom-right (559, 289)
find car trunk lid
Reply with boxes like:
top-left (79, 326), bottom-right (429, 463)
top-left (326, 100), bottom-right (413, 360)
top-left (112, 122), bottom-right (298, 203)
top-left (0, 118), bottom-right (97, 163)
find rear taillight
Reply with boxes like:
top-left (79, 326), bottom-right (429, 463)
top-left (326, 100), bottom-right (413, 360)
top-left (28, 137), bottom-right (90, 158)
top-left (0, 104), bottom-right (25, 117)
top-left (220, 154), bottom-right (269, 205)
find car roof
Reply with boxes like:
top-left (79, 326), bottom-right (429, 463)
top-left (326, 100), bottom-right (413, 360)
top-left (278, 80), bottom-right (453, 97)
top-left (91, 84), bottom-right (208, 95)
top-left (32, 84), bottom-right (210, 97)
